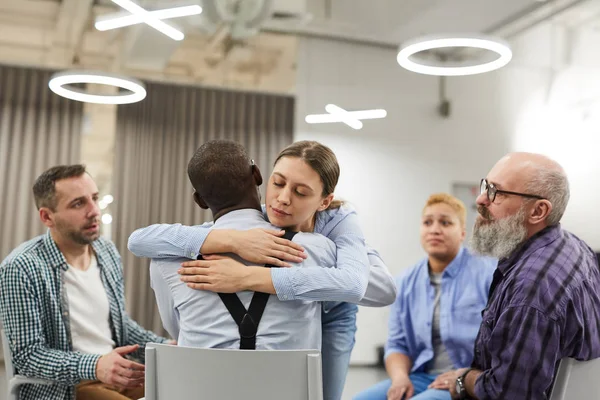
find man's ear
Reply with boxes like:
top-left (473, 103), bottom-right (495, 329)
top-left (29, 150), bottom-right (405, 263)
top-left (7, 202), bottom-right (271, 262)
top-left (529, 199), bottom-right (552, 225)
top-left (39, 207), bottom-right (54, 228)
top-left (252, 164), bottom-right (263, 186)
top-left (193, 192), bottom-right (209, 209)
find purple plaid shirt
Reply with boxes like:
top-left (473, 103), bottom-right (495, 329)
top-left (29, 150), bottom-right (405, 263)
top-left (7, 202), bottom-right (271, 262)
top-left (472, 224), bottom-right (600, 399)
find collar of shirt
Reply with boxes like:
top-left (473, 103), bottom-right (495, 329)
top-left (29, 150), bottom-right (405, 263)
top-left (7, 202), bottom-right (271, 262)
top-left (43, 230), bottom-right (111, 272)
top-left (43, 231), bottom-right (66, 270)
top-left (497, 224), bottom-right (561, 276)
top-left (441, 246), bottom-right (467, 278)
top-left (214, 208), bottom-right (266, 227)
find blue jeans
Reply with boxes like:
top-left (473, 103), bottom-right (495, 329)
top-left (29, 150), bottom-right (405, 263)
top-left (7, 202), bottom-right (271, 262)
top-left (353, 372), bottom-right (452, 400)
top-left (322, 302), bottom-right (358, 400)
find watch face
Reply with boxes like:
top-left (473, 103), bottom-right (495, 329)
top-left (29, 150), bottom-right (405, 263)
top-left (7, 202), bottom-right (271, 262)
top-left (456, 380), bottom-right (461, 394)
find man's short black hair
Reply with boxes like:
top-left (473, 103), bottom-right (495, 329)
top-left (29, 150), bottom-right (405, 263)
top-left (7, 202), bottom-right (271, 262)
top-left (33, 164), bottom-right (88, 210)
top-left (187, 140), bottom-right (255, 209)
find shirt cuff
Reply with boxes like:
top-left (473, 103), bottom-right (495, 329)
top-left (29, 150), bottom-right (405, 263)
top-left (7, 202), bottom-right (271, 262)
top-left (384, 348), bottom-right (409, 360)
top-left (157, 336), bottom-right (170, 344)
top-left (143, 332), bottom-right (170, 345)
top-left (77, 353), bottom-right (102, 381)
top-left (474, 370), bottom-right (488, 400)
top-left (271, 268), bottom-right (296, 301)
top-left (183, 228), bottom-right (210, 259)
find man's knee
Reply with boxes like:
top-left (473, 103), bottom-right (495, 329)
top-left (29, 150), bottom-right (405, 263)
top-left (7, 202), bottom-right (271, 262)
top-left (76, 380), bottom-right (144, 400)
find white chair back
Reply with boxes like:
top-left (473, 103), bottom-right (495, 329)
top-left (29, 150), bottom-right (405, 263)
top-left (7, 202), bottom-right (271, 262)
top-left (549, 357), bottom-right (600, 399)
top-left (144, 343), bottom-right (323, 400)
top-left (1, 329), bottom-right (54, 400)
top-left (1, 329), bottom-right (15, 380)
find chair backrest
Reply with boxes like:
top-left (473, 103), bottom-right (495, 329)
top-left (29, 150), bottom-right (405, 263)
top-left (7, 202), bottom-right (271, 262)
top-left (549, 358), bottom-right (600, 399)
top-left (1, 329), bottom-right (15, 380)
top-left (144, 343), bottom-right (323, 400)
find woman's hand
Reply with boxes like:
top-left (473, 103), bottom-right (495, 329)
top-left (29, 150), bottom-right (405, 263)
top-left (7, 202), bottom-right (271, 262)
top-left (179, 255), bottom-right (251, 292)
top-left (230, 229), bottom-right (306, 267)
top-left (179, 255), bottom-right (276, 293)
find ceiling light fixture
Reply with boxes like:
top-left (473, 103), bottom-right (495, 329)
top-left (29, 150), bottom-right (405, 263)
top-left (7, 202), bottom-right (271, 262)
top-left (101, 0), bottom-right (188, 41)
top-left (95, 4), bottom-right (202, 32)
top-left (397, 34), bottom-right (513, 76)
top-left (324, 104), bottom-right (363, 130)
top-left (49, 71), bottom-right (147, 105)
top-left (305, 105), bottom-right (387, 130)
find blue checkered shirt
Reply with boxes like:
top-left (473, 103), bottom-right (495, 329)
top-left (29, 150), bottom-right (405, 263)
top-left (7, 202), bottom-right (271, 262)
top-left (0, 231), bottom-right (167, 400)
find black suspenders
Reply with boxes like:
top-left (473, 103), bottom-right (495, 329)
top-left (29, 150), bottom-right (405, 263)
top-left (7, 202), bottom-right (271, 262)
top-left (199, 230), bottom-right (298, 350)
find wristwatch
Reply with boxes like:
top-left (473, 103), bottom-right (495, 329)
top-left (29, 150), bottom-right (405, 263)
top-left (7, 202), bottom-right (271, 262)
top-left (455, 368), bottom-right (473, 400)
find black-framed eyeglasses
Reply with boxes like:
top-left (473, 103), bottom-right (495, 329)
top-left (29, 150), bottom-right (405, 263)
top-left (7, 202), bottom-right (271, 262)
top-left (480, 179), bottom-right (545, 203)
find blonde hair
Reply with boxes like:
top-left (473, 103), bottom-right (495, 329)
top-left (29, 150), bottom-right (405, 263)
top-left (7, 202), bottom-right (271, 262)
top-left (275, 141), bottom-right (343, 210)
top-left (423, 193), bottom-right (466, 227)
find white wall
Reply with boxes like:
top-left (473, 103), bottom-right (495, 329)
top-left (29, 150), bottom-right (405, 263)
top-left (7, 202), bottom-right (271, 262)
top-left (295, 22), bottom-right (600, 364)
top-left (507, 24), bottom-right (600, 250)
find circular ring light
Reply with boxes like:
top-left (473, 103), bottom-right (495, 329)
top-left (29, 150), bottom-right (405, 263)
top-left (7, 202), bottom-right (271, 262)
top-left (48, 71), bottom-right (147, 104)
top-left (397, 34), bottom-right (513, 76)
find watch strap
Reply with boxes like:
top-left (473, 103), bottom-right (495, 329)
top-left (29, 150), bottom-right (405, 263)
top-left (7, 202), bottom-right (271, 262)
top-left (458, 368), bottom-right (474, 400)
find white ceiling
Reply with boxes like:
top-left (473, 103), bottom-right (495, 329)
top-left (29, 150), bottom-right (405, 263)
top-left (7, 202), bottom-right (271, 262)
top-left (265, 0), bottom-right (588, 46)
top-left (308, 0), bottom-right (546, 43)
top-left (0, 0), bottom-right (597, 93)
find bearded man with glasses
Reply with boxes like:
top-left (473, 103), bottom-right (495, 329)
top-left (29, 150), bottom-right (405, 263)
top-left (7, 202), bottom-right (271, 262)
top-left (448, 152), bottom-right (600, 400)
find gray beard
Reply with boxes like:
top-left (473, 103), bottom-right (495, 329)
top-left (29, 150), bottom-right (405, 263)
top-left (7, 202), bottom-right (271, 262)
top-left (470, 207), bottom-right (528, 260)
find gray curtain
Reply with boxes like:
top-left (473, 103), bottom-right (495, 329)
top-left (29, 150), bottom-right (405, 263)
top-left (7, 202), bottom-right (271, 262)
top-left (112, 81), bottom-right (295, 336)
top-left (0, 65), bottom-right (82, 260)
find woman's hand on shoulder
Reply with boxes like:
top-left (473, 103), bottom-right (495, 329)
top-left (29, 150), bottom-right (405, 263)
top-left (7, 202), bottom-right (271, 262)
top-left (231, 228), bottom-right (307, 267)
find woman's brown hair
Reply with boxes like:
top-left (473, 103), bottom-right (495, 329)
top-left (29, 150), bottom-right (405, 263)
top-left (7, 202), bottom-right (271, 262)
top-left (275, 141), bottom-right (343, 209)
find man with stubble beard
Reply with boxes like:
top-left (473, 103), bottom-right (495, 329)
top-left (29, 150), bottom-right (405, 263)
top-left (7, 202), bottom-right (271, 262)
top-left (0, 165), bottom-right (169, 400)
top-left (448, 152), bottom-right (600, 400)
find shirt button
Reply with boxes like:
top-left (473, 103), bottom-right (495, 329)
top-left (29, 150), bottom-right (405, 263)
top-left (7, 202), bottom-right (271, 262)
top-left (190, 253), bottom-right (195, 258)
top-left (283, 295), bottom-right (288, 300)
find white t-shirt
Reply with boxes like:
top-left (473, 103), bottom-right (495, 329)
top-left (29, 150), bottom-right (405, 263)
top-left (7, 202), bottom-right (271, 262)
top-left (64, 255), bottom-right (115, 354)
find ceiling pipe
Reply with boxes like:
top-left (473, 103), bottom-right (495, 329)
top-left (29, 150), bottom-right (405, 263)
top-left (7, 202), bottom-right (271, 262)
top-left (263, 0), bottom-right (589, 49)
